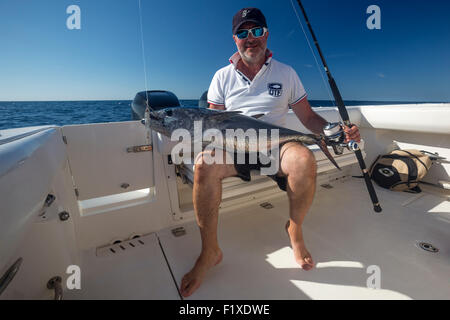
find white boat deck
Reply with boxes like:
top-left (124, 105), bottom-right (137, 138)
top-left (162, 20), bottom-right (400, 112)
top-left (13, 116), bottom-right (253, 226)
top-left (2, 104), bottom-right (449, 300)
top-left (66, 178), bottom-right (450, 300)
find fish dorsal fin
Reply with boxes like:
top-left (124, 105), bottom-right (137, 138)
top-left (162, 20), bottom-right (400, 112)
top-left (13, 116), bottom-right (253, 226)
top-left (207, 110), bottom-right (242, 121)
top-left (251, 113), bottom-right (265, 119)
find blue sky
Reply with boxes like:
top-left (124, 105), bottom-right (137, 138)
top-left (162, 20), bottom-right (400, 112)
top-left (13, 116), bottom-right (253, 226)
top-left (0, 0), bottom-right (448, 101)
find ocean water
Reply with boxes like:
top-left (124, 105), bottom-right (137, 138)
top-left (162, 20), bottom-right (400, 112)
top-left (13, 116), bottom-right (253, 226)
top-left (0, 99), bottom-right (428, 131)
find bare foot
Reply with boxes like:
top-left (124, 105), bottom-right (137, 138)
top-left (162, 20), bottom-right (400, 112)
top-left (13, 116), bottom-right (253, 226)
top-left (285, 221), bottom-right (315, 270)
top-left (180, 249), bottom-right (223, 297)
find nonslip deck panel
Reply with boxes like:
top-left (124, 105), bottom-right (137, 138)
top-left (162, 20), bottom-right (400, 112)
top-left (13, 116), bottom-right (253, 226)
top-left (64, 233), bottom-right (180, 300)
top-left (158, 179), bottom-right (450, 300)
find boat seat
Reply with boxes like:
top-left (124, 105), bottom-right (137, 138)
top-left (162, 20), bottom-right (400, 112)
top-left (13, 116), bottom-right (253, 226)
top-left (177, 140), bottom-right (366, 193)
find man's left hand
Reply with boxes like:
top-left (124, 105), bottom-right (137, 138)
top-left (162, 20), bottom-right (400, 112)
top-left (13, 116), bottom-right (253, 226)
top-left (343, 125), bottom-right (361, 143)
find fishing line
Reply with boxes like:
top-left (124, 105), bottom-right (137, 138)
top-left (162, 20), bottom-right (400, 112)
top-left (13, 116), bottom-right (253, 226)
top-left (292, 0), bottom-right (382, 212)
top-left (289, 0), bottom-right (335, 106)
top-left (138, 0), bottom-right (149, 103)
top-left (137, 0), bottom-right (155, 188)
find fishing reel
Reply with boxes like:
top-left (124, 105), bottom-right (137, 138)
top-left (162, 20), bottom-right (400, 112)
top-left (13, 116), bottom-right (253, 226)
top-left (323, 122), bottom-right (359, 155)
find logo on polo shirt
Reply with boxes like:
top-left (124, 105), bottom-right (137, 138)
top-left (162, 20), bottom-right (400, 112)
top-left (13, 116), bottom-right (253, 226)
top-left (267, 83), bottom-right (283, 97)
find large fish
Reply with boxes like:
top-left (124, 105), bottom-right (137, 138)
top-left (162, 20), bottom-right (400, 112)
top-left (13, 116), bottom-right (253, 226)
top-left (146, 107), bottom-right (340, 169)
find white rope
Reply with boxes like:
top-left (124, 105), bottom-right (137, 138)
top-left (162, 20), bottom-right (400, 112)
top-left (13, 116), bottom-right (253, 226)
top-left (289, 0), bottom-right (335, 105)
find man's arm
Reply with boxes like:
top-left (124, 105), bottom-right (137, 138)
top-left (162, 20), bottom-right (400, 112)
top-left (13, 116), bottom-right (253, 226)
top-left (291, 98), bottom-right (361, 142)
top-left (208, 104), bottom-right (225, 110)
top-left (291, 98), bottom-right (327, 135)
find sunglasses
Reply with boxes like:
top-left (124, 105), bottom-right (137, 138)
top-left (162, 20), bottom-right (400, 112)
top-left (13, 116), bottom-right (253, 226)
top-left (235, 27), bottom-right (268, 39)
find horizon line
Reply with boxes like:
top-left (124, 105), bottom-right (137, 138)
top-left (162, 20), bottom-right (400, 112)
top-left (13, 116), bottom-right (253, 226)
top-left (0, 99), bottom-right (448, 103)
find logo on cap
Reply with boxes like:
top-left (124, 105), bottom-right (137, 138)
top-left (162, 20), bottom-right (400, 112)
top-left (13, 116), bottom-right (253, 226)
top-left (242, 9), bottom-right (249, 17)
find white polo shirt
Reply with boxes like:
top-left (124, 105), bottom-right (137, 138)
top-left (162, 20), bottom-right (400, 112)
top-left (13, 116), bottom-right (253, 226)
top-left (207, 50), bottom-right (307, 127)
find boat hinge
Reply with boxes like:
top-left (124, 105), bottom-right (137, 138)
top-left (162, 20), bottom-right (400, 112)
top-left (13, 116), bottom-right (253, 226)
top-left (74, 188), bottom-right (79, 198)
top-left (62, 136), bottom-right (68, 144)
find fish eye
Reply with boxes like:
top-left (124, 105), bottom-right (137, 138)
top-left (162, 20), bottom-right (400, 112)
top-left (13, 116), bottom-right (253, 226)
top-left (166, 109), bottom-right (173, 117)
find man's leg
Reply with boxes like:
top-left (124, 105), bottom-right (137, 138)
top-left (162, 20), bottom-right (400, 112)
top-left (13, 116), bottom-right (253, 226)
top-left (180, 151), bottom-right (238, 297)
top-left (279, 142), bottom-right (317, 270)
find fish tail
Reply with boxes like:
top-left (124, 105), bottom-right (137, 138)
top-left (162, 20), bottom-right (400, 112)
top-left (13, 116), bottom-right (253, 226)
top-left (317, 138), bottom-right (341, 170)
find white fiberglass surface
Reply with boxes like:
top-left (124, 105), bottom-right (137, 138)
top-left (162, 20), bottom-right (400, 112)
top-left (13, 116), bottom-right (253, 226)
top-left (64, 233), bottom-right (180, 300)
top-left (158, 178), bottom-right (450, 300)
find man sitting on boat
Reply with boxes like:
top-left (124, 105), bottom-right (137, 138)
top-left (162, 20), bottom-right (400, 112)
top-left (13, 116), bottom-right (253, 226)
top-left (180, 7), bottom-right (361, 298)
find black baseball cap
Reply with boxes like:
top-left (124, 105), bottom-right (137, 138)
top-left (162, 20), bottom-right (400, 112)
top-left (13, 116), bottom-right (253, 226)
top-left (232, 7), bottom-right (268, 35)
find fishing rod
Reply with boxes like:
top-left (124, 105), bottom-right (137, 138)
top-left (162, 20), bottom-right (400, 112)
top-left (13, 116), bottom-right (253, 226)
top-left (295, 0), bottom-right (382, 213)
